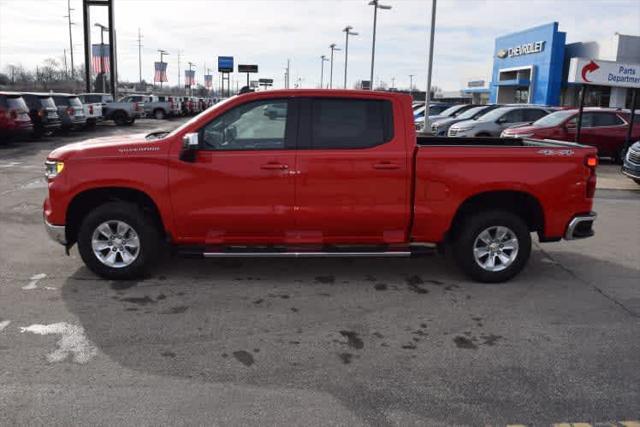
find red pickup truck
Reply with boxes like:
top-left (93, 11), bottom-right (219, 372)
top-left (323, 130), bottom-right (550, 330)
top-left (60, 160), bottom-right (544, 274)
top-left (44, 90), bottom-right (598, 283)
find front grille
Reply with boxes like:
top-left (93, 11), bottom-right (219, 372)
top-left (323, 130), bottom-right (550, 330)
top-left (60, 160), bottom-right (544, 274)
top-left (448, 129), bottom-right (458, 136)
top-left (628, 149), bottom-right (640, 165)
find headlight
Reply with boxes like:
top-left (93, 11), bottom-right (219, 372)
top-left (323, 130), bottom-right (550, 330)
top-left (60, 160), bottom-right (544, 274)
top-left (45, 160), bottom-right (64, 179)
top-left (454, 125), bottom-right (474, 132)
top-left (514, 133), bottom-right (534, 139)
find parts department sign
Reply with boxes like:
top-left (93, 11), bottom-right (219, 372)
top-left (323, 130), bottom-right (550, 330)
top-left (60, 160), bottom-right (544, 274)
top-left (568, 58), bottom-right (640, 88)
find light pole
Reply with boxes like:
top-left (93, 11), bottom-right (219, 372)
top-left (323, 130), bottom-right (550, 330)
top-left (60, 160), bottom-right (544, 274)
top-left (158, 49), bottom-right (169, 89)
top-left (343, 26), bottom-right (358, 89)
top-left (329, 43), bottom-right (341, 89)
top-left (368, 0), bottom-right (391, 90)
top-left (320, 55), bottom-right (329, 88)
top-left (409, 74), bottom-right (414, 95)
top-left (423, 0), bottom-right (437, 133)
top-left (64, 0), bottom-right (75, 79)
top-left (94, 23), bottom-right (109, 92)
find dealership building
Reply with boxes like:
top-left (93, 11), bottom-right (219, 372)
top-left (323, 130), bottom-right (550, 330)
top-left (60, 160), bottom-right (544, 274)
top-left (463, 22), bottom-right (639, 107)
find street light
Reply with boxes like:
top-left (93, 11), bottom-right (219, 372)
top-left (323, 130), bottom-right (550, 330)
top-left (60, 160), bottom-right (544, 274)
top-left (409, 74), bottom-right (414, 95)
top-left (343, 25), bottom-right (358, 89)
top-left (320, 55), bottom-right (329, 88)
top-left (94, 23), bottom-right (109, 92)
top-left (423, 0), bottom-right (437, 133)
top-left (368, 0), bottom-right (391, 90)
top-left (157, 49), bottom-right (169, 89)
top-left (329, 43), bottom-right (341, 89)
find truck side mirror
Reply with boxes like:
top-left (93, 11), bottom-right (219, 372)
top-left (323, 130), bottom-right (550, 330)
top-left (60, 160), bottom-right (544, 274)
top-left (180, 132), bottom-right (199, 162)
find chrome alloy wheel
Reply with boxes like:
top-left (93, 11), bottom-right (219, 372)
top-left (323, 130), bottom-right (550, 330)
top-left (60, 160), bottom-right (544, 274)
top-left (473, 226), bottom-right (519, 272)
top-left (91, 220), bottom-right (140, 268)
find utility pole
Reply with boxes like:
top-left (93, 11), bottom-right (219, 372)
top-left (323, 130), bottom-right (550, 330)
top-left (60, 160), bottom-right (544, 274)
top-left (343, 26), bottom-right (358, 89)
top-left (137, 28), bottom-right (143, 85)
top-left (177, 50), bottom-right (181, 88)
top-left (368, 0), bottom-right (391, 90)
top-left (285, 59), bottom-right (290, 89)
top-left (329, 43), bottom-right (341, 89)
top-left (158, 49), bottom-right (169, 89)
top-left (423, 0), bottom-right (437, 132)
top-left (320, 55), bottom-right (329, 88)
top-left (64, 0), bottom-right (75, 79)
top-left (409, 74), bottom-right (414, 94)
top-left (63, 49), bottom-right (69, 78)
top-left (391, 77), bottom-right (395, 90)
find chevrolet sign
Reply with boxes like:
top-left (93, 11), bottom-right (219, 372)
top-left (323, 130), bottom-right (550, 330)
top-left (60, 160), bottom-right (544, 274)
top-left (497, 41), bottom-right (545, 59)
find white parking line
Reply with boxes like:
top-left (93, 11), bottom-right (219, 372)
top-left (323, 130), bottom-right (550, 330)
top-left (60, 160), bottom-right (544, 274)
top-left (0, 320), bottom-right (10, 332)
top-left (22, 273), bottom-right (47, 290)
top-left (20, 322), bottom-right (97, 364)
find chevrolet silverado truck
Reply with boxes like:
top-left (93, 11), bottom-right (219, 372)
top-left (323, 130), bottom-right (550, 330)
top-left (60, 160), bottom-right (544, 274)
top-left (43, 90), bottom-right (598, 283)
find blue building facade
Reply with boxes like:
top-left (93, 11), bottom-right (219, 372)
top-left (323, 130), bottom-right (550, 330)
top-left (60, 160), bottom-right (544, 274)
top-left (489, 22), bottom-right (566, 105)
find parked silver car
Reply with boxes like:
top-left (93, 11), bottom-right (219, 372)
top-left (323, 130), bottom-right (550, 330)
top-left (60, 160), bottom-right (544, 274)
top-left (431, 105), bottom-right (501, 136)
top-left (51, 94), bottom-right (87, 130)
top-left (448, 106), bottom-right (551, 137)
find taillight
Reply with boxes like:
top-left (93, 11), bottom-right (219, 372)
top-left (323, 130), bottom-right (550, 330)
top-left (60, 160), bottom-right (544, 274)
top-left (133, 102), bottom-right (139, 111)
top-left (38, 108), bottom-right (46, 118)
top-left (585, 154), bottom-right (598, 198)
top-left (67, 107), bottom-right (75, 115)
top-left (89, 105), bottom-right (94, 114)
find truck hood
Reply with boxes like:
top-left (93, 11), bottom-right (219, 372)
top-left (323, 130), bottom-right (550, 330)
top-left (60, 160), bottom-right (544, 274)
top-left (47, 133), bottom-right (166, 160)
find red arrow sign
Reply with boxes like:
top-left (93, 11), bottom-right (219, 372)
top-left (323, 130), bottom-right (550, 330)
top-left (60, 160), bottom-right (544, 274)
top-left (581, 60), bottom-right (600, 83)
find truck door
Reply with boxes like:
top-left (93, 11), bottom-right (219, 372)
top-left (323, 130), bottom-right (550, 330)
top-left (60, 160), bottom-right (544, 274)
top-left (169, 98), bottom-right (298, 244)
top-left (294, 97), bottom-right (410, 244)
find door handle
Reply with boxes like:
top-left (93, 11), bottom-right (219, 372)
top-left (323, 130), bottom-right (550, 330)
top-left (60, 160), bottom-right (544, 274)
top-left (373, 162), bottom-right (400, 170)
top-left (261, 162), bottom-right (289, 170)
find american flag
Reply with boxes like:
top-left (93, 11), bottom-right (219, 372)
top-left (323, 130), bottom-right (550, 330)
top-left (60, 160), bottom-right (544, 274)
top-left (185, 70), bottom-right (196, 86)
top-left (154, 62), bottom-right (168, 83)
top-left (204, 74), bottom-right (213, 88)
top-left (91, 44), bottom-right (110, 73)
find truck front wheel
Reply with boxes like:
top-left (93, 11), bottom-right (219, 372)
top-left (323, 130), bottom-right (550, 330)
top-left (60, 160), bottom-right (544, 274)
top-left (451, 210), bottom-right (531, 283)
top-left (77, 202), bottom-right (161, 280)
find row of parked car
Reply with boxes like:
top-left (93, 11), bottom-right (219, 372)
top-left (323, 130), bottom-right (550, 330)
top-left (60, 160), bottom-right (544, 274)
top-left (0, 91), bottom-right (217, 141)
top-left (414, 102), bottom-right (639, 163)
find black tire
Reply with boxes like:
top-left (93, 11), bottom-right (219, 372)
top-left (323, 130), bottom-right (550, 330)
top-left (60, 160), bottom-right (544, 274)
top-left (451, 210), bottom-right (531, 283)
top-left (153, 109), bottom-right (166, 120)
top-left (113, 111), bottom-right (128, 126)
top-left (77, 202), bottom-right (161, 280)
top-left (125, 117), bottom-right (136, 126)
top-left (616, 146), bottom-right (628, 164)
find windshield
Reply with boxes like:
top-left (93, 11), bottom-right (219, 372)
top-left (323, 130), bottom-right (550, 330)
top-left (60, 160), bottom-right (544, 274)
top-left (455, 106), bottom-right (486, 120)
top-left (477, 107), bottom-right (509, 122)
top-left (168, 96), bottom-right (237, 138)
top-left (531, 110), bottom-right (575, 127)
top-left (7, 96), bottom-right (28, 111)
top-left (438, 105), bottom-right (465, 117)
top-left (39, 97), bottom-right (56, 108)
top-left (68, 97), bottom-right (83, 107)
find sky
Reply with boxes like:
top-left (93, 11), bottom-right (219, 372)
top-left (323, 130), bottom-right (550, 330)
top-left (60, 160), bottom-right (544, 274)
top-left (0, 0), bottom-right (638, 91)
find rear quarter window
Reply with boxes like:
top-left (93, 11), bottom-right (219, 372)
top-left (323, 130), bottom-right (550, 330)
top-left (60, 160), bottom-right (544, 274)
top-left (309, 98), bottom-right (394, 149)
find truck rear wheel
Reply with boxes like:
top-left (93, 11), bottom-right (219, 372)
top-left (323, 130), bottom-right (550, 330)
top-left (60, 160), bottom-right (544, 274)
top-left (77, 202), bottom-right (161, 280)
top-left (113, 111), bottom-right (128, 126)
top-left (451, 210), bottom-right (531, 283)
top-left (153, 109), bottom-right (166, 120)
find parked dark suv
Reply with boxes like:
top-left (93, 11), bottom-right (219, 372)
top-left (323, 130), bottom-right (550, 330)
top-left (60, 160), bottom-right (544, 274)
top-left (52, 94), bottom-right (86, 130)
top-left (21, 93), bottom-right (61, 137)
top-left (0, 92), bottom-right (33, 141)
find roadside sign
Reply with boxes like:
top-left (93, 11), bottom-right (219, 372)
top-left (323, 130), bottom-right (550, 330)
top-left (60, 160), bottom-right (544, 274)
top-left (361, 80), bottom-right (371, 90)
top-left (568, 58), bottom-right (640, 88)
top-left (250, 80), bottom-right (259, 88)
top-left (238, 64), bottom-right (258, 73)
top-left (258, 78), bottom-right (274, 86)
top-left (218, 56), bottom-right (234, 73)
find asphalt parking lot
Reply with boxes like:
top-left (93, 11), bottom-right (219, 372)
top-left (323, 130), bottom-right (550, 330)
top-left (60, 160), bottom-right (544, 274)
top-left (0, 120), bottom-right (639, 426)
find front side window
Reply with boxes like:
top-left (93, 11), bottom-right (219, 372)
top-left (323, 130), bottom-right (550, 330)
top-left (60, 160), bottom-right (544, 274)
top-left (523, 109), bottom-right (548, 122)
top-left (309, 99), bottom-right (393, 149)
top-left (201, 100), bottom-right (288, 151)
top-left (592, 113), bottom-right (625, 127)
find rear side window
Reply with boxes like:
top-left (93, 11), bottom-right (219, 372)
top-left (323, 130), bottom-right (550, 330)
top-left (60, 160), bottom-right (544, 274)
top-left (501, 109), bottom-right (524, 123)
top-left (53, 96), bottom-right (69, 106)
top-left (593, 113), bottom-right (625, 127)
top-left (39, 97), bottom-right (56, 108)
top-left (7, 96), bottom-right (28, 111)
top-left (83, 95), bottom-right (102, 103)
top-left (309, 99), bottom-right (393, 149)
top-left (523, 109), bottom-right (548, 122)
